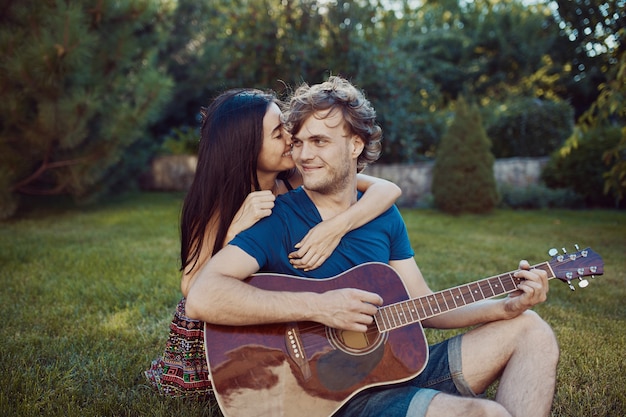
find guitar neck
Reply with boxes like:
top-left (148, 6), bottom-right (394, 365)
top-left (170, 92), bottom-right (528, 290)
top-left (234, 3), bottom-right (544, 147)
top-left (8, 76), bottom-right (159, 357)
top-left (375, 261), bottom-right (554, 332)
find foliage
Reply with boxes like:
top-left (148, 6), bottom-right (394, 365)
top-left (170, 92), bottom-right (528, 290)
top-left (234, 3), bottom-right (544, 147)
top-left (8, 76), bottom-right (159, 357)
top-left (497, 183), bottom-right (583, 209)
top-left (355, 38), bottom-right (447, 162)
top-left (576, 49), bottom-right (626, 205)
top-left (542, 125), bottom-right (622, 208)
top-left (547, 0), bottom-right (625, 116)
top-left (485, 97), bottom-right (574, 158)
top-left (0, 0), bottom-right (173, 218)
top-left (159, 126), bottom-right (200, 156)
top-left (1, 0), bottom-right (621, 218)
top-left (1, 193), bottom-right (625, 416)
top-left (432, 97), bottom-right (499, 214)
top-left (153, 0), bottom-right (573, 162)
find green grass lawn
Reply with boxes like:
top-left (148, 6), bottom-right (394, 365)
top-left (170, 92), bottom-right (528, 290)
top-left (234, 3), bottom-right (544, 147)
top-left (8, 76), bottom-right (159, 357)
top-left (1, 192), bottom-right (624, 416)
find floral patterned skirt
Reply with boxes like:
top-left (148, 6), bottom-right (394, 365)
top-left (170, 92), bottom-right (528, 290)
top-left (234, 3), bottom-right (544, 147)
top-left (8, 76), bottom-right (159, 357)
top-left (145, 298), bottom-right (213, 400)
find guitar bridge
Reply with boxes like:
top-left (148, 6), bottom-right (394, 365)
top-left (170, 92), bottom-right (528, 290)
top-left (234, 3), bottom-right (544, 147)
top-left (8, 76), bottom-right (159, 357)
top-left (285, 323), bottom-right (312, 380)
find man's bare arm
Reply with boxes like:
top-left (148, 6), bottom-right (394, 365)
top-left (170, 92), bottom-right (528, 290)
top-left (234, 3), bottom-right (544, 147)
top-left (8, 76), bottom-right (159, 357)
top-left (388, 258), bottom-right (550, 330)
top-left (185, 245), bottom-right (382, 331)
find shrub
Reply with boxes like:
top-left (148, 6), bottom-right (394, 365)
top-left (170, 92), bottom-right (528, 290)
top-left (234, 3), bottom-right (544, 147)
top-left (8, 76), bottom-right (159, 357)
top-left (542, 126), bottom-right (622, 208)
top-left (432, 97), bottom-right (499, 214)
top-left (485, 97), bottom-right (574, 158)
top-left (160, 126), bottom-right (200, 156)
top-left (498, 183), bottom-right (583, 209)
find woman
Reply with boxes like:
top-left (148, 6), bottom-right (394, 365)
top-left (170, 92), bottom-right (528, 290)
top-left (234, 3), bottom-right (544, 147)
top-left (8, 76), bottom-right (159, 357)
top-left (145, 89), bottom-right (401, 399)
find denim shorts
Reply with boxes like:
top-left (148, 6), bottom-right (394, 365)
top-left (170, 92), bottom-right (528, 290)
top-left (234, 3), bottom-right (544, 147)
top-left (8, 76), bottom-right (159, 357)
top-left (334, 334), bottom-right (477, 417)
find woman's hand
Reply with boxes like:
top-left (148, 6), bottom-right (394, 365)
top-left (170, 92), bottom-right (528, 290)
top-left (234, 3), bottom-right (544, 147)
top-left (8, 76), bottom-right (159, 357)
top-left (288, 174), bottom-right (401, 271)
top-left (226, 191), bottom-right (275, 242)
top-left (288, 216), bottom-right (348, 271)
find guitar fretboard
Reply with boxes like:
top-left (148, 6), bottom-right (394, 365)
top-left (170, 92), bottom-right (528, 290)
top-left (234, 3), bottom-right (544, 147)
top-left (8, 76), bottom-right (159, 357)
top-left (375, 262), bottom-right (553, 332)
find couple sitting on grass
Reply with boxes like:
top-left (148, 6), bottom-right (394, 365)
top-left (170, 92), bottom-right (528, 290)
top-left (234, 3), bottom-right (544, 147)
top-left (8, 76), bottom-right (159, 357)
top-left (146, 76), bottom-right (558, 417)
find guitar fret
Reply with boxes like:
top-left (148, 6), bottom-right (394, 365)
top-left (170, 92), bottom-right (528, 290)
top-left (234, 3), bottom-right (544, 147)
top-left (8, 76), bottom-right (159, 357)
top-left (467, 284), bottom-right (477, 302)
top-left (452, 290), bottom-right (461, 306)
top-left (452, 287), bottom-right (465, 307)
top-left (395, 303), bottom-right (407, 326)
top-left (493, 276), bottom-right (504, 294)
top-left (485, 278), bottom-right (497, 296)
top-left (473, 282), bottom-right (483, 299)
top-left (387, 306), bottom-right (396, 330)
top-left (380, 306), bottom-right (392, 331)
top-left (470, 282), bottom-right (482, 301)
top-left (427, 295), bottom-right (438, 315)
top-left (387, 305), bottom-right (396, 329)
top-left (480, 280), bottom-right (494, 298)
top-left (502, 273), bottom-right (518, 291)
top-left (476, 281), bottom-right (486, 299)
top-left (443, 291), bottom-right (452, 310)
top-left (481, 280), bottom-right (491, 297)
top-left (498, 275), bottom-right (506, 292)
top-left (390, 305), bottom-right (399, 328)
top-left (399, 303), bottom-right (408, 325)
top-left (408, 300), bottom-right (419, 322)
top-left (403, 302), bottom-right (413, 323)
top-left (445, 289), bottom-right (456, 309)
top-left (442, 292), bottom-right (450, 310)
top-left (457, 286), bottom-right (467, 305)
top-left (418, 297), bottom-right (428, 318)
top-left (434, 292), bottom-right (449, 313)
top-left (376, 308), bottom-right (385, 331)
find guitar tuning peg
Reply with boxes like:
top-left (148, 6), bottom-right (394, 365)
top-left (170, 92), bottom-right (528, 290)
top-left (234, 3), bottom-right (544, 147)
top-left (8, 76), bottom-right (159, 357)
top-left (578, 277), bottom-right (589, 288)
top-left (548, 248), bottom-right (558, 257)
top-left (575, 244), bottom-right (580, 250)
top-left (562, 247), bottom-right (567, 254)
top-left (567, 280), bottom-right (575, 291)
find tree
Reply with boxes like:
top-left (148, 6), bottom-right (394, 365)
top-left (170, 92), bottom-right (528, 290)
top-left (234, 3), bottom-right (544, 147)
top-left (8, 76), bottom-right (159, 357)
top-left (575, 48), bottom-right (626, 206)
top-left (147, 0), bottom-right (612, 166)
top-left (485, 97), bottom-right (574, 158)
top-left (0, 1), bottom-right (173, 218)
top-left (432, 97), bottom-right (499, 214)
top-left (547, 0), bottom-right (625, 116)
top-left (151, 0), bottom-right (333, 140)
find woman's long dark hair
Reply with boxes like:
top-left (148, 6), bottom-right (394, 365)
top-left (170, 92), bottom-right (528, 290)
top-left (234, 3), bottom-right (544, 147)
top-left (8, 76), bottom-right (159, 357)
top-left (180, 89), bottom-right (277, 273)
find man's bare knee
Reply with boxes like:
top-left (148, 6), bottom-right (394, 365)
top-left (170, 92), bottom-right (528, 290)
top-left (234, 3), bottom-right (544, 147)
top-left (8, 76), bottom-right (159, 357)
top-left (425, 394), bottom-right (511, 417)
top-left (515, 311), bottom-right (559, 362)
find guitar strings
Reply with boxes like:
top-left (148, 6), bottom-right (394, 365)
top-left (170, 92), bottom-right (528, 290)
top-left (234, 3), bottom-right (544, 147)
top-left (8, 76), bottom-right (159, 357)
top-left (269, 252), bottom-right (587, 355)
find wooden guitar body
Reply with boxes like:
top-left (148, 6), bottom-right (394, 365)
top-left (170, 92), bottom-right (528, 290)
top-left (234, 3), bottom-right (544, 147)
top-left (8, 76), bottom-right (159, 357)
top-left (204, 263), bottom-right (427, 417)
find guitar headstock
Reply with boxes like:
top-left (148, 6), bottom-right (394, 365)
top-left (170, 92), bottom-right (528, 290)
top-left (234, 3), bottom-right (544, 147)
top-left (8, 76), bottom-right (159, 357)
top-left (548, 245), bottom-right (604, 290)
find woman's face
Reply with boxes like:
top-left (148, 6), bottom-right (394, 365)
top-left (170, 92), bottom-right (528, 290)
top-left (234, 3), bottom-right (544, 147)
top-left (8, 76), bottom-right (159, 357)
top-left (257, 102), bottom-right (294, 174)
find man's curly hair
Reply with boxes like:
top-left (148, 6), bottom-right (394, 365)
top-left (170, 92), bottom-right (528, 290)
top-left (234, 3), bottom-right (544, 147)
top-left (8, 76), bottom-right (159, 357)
top-left (284, 76), bottom-right (382, 172)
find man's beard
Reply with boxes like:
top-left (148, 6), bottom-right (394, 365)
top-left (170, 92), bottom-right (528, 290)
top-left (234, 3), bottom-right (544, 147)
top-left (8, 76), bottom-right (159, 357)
top-left (302, 161), bottom-right (352, 195)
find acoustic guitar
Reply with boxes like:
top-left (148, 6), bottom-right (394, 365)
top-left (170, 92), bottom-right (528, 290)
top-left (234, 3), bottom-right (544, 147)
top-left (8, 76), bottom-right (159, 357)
top-left (204, 246), bottom-right (603, 417)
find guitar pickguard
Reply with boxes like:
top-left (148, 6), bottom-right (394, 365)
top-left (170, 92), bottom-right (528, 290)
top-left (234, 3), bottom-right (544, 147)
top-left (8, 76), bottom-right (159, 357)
top-left (316, 339), bottom-right (385, 391)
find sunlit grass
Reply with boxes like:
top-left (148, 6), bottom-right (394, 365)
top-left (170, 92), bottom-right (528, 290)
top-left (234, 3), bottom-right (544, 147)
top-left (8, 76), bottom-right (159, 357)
top-left (1, 193), bottom-right (623, 416)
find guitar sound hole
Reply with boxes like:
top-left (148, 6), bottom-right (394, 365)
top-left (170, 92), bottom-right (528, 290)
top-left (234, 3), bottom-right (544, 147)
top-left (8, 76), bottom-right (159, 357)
top-left (327, 324), bottom-right (386, 355)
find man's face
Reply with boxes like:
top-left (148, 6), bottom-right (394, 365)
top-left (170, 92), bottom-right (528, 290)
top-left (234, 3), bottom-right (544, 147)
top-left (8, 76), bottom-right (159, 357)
top-left (291, 109), bottom-right (363, 194)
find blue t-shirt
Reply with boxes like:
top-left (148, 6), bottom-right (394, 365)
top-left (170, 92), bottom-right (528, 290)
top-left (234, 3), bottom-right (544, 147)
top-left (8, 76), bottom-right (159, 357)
top-left (230, 187), bottom-right (414, 278)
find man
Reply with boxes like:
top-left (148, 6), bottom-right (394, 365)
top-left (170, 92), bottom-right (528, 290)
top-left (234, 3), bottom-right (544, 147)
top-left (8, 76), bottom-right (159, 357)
top-left (186, 76), bottom-right (559, 417)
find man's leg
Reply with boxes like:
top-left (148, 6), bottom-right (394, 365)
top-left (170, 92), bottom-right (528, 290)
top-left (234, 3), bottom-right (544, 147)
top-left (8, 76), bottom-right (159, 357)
top-left (424, 310), bottom-right (559, 417)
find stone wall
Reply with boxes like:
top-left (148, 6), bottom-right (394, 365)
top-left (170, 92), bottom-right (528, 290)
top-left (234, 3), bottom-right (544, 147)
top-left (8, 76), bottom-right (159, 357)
top-left (140, 155), bottom-right (197, 191)
top-left (144, 155), bottom-right (549, 207)
top-left (364, 157), bottom-right (549, 207)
